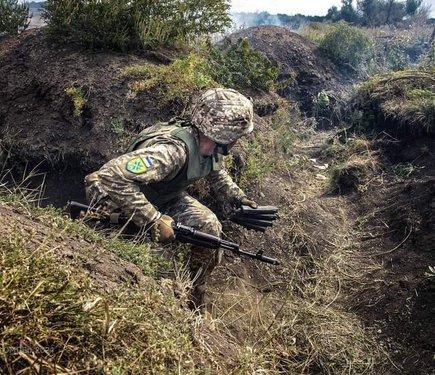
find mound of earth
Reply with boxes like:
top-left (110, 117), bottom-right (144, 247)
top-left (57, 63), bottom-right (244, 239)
top-left (226, 26), bottom-right (347, 116)
top-left (0, 204), bottom-right (148, 291)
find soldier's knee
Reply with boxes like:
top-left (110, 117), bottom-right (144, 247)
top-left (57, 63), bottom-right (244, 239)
top-left (199, 214), bottom-right (222, 236)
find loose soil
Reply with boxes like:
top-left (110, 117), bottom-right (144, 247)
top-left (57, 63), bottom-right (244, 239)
top-left (226, 26), bottom-right (349, 116)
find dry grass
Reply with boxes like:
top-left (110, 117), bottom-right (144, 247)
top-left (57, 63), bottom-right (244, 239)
top-left (210, 209), bottom-right (386, 374)
top-left (331, 154), bottom-right (379, 193)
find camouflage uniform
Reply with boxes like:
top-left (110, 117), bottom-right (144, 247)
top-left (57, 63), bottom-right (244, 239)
top-left (85, 88), bottom-right (254, 307)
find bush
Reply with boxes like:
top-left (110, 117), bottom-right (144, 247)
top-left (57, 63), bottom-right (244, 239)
top-left (65, 86), bottom-right (86, 117)
top-left (320, 21), bottom-right (374, 69)
top-left (43, 0), bottom-right (231, 50)
top-left (0, 0), bottom-right (29, 36)
top-left (207, 38), bottom-right (280, 91)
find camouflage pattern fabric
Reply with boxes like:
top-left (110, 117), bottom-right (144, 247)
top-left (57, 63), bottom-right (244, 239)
top-left (191, 88), bottom-right (254, 144)
top-left (85, 128), bottom-right (245, 228)
top-left (162, 192), bottom-right (223, 292)
top-left (85, 124), bottom-right (248, 300)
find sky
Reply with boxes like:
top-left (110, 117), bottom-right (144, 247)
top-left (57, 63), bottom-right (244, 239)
top-left (24, 0), bottom-right (435, 17)
top-left (231, 0), bottom-right (435, 17)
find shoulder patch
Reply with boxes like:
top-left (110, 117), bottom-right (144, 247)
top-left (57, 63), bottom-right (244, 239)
top-left (126, 156), bottom-right (153, 174)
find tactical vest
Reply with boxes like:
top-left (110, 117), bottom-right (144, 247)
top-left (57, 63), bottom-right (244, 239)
top-left (127, 119), bottom-right (220, 207)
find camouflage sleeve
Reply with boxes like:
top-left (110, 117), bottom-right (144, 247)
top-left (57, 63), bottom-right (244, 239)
top-left (97, 140), bottom-right (187, 227)
top-left (207, 169), bottom-right (246, 204)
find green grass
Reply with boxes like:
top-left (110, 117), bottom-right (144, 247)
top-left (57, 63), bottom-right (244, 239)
top-left (124, 52), bottom-right (218, 106)
top-left (65, 86), bottom-right (86, 118)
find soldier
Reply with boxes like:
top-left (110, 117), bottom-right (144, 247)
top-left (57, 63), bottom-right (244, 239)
top-left (85, 88), bottom-right (258, 309)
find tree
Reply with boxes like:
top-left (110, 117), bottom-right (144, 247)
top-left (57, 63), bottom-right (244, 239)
top-left (384, 0), bottom-right (405, 24)
top-left (340, 0), bottom-right (359, 23)
top-left (0, 0), bottom-right (30, 36)
top-left (326, 6), bottom-right (341, 22)
top-left (357, 0), bottom-right (379, 25)
top-left (405, 0), bottom-right (423, 16)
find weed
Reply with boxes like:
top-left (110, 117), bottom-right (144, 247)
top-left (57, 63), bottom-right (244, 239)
top-left (107, 117), bottom-right (125, 135)
top-left (239, 136), bottom-right (274, 189)
top-left (238, 104), bottom-right (298, 190)
top-left (65, 86), bottom-right (86, 118)
top-left (392, 162), bottom-right (422, 180)
top-left (125, 53), bottom-right (217, 107)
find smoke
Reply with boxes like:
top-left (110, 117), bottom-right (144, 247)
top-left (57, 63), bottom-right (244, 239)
top-left (231, 12), bottom-right (284, 30)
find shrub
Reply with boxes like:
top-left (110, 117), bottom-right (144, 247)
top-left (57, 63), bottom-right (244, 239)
top-left (320, 21), bottom-right (374, 70)
top-left (0, 0), bottom-right (29, 36)
top-left (124, 53), bottom-right (218, 106)
top-left (43, 0), bottom-right (231, 50)
top-left (207, 38), bottom-right (280, 91)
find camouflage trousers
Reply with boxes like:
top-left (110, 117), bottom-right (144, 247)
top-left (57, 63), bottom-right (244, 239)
top-left (162, 193), bottom-right (223, 306)
top-left (85, 177), bottom-right (222, 306)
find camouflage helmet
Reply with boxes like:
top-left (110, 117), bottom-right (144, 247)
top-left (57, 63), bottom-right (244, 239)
top-left (190, 88), bottom-right (254, 144)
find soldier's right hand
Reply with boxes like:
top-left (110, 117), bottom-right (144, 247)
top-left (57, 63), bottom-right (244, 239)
top-left (150, 215), bottom-right (176, 243)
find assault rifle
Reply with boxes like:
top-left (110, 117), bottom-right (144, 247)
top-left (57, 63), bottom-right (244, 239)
top-left (67, 201), bottom-right (280, 266)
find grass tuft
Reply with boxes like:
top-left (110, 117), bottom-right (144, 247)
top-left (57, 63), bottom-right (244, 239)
top-left (124, 52), bottom-right (218, 107)
top-left (353, 68), bottom-right (435, 136)
top-left (65, 86), bottom-right (86, 118)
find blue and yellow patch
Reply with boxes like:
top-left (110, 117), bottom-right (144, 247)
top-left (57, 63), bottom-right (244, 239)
top-left (126, 156), bottom-right (153, 174)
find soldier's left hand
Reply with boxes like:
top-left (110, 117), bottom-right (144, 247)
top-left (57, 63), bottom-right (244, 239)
top-left (239, 197), bottom-right (258, 209)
